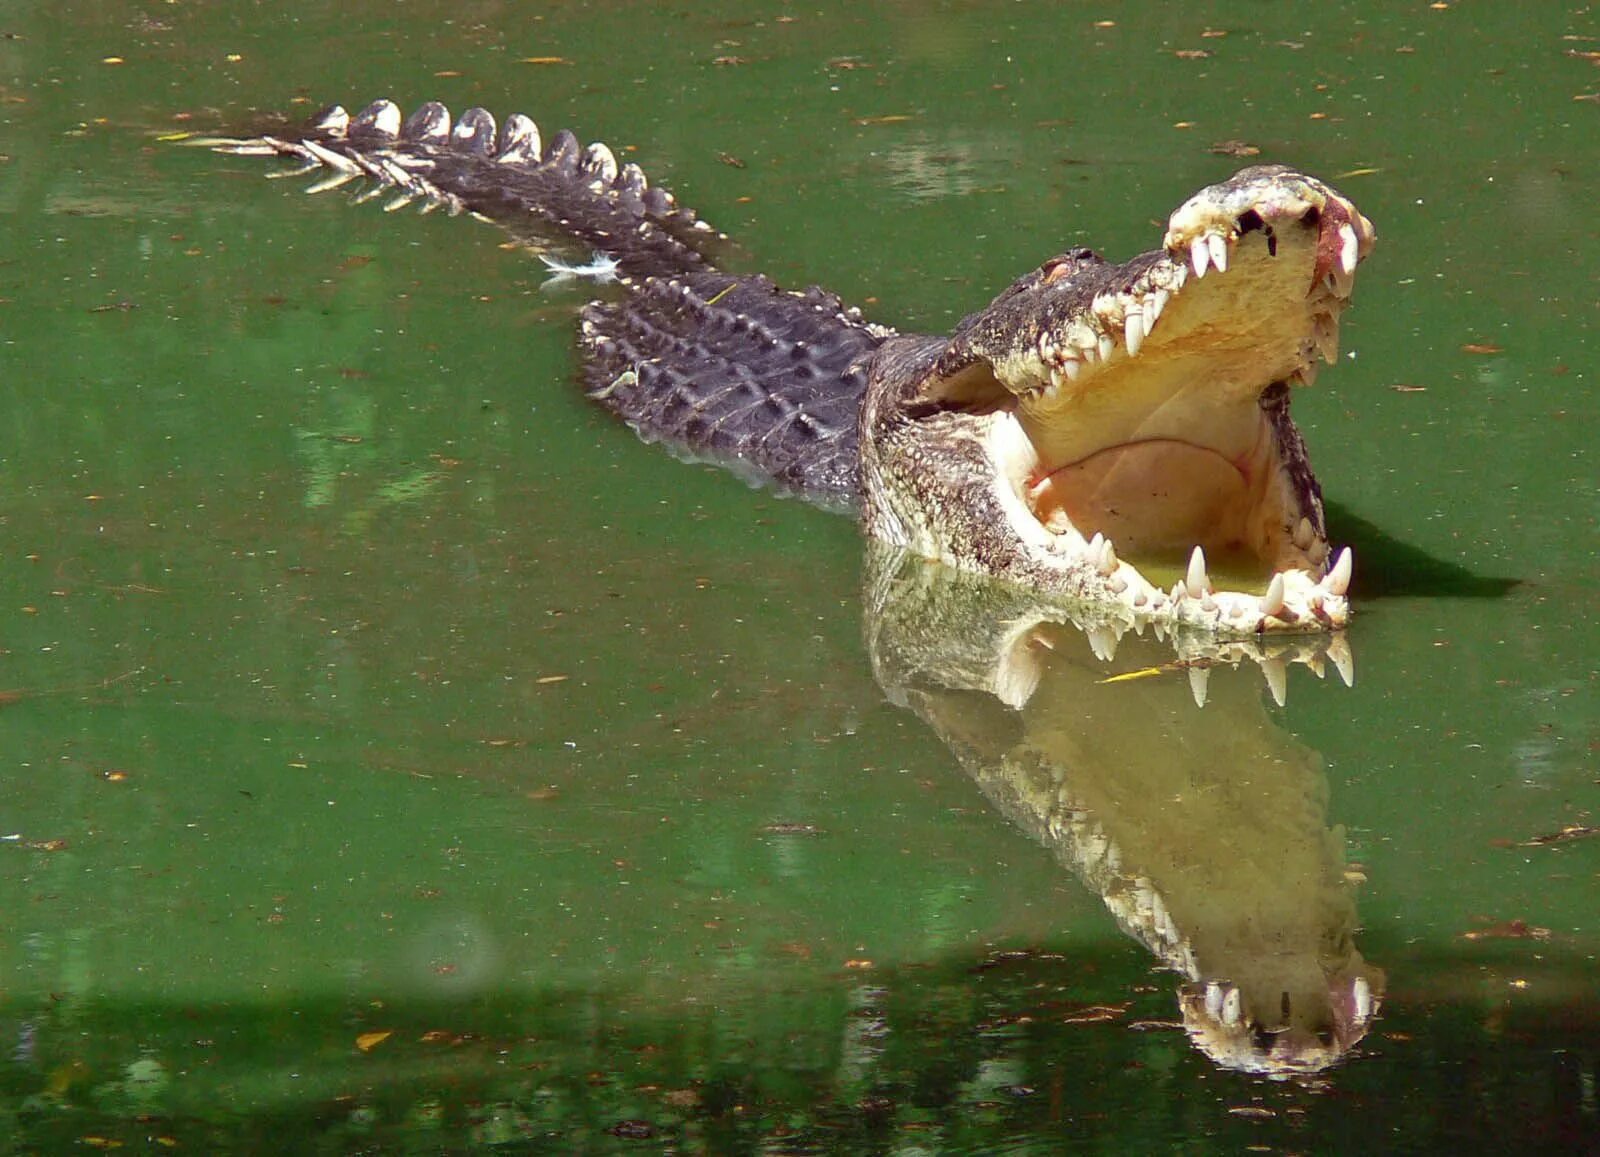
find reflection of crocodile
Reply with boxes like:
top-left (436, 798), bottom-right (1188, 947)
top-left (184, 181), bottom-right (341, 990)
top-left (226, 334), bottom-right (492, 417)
top-left (200, 99), bottom-right (1373, 635)
top-left (863, 542), bottom-right (1382, 1076)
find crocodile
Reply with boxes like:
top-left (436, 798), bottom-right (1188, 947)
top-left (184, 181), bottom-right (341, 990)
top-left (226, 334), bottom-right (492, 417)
top-left (199, 99), bottom-right (1374, 635)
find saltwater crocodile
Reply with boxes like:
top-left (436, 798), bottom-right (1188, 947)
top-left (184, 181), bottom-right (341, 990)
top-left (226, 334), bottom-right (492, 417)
top-left (200, 99), bottom-right (1374, 635)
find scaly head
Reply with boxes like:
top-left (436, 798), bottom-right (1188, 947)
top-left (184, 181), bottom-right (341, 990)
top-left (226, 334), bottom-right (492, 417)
top-left (889, 165), bottom-right (1374, 633)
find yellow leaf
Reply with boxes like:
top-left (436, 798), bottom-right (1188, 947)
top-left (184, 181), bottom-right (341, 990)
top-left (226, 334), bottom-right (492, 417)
top-left (356, 1030), bottom-right (393, 1052)
top-left (1097, 666), bottom-right (1167, 685)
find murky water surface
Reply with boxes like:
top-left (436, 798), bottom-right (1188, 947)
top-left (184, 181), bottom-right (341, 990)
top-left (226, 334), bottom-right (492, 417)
top-left (2, 2), bottom-right (1596, 1151)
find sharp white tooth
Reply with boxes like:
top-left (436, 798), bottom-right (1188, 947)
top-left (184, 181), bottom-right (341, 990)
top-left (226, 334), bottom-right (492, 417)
top-left (1087, 625), bottom-right (1118, 662)
top-left (1205, 982), bottom-right (1225, 1019)
top-left (1188, 665), bottom-right (1210, 709)
top-left (1260, 572), bottom-right (1287, 618)
top-left (1151, 287), bottom-right (1170, 321)
top-left (1098, 333), bottom-right (1115, 362)
top-left (1190, 236), bottom-right (1211, 278)
top-left (1294, 517), bottom-right (1316, 551)
top-left (1338, 222), bottom-right (1359, 276)
top-left (1329, 635), bottom-right (1355, 687)
top-left (1185, 546), bottom-right (1209, 596)
top-left (1207, 232), bottom-right (1229, 274)
top-left (1324, 546), bottom-right (1353, 596)
top-left (1263, 658), bottom-right (1288, 707)
top-left (1124, 310), bottom-right (1146, 356)
top-left (1171, 580), bottom-right (1188, 603)
top-left (1097, 537), bottom-right (1118, 576)
top-left (1353, 975), bottom-right (1373, 1021)
top-left (1221, 986), bottom-right (1242, 1027)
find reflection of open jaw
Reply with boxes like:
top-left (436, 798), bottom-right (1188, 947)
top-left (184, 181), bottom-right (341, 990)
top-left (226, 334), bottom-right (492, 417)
top-left (865, 546), bottom-right (1384, 1077)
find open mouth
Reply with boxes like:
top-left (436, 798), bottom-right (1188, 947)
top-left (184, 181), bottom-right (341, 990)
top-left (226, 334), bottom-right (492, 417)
top-left (919, 166), bottom-right (1374, 634)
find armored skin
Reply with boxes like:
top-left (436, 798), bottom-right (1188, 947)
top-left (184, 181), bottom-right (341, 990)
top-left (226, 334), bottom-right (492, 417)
top-left (201, 100), bottom-right (1374, 635)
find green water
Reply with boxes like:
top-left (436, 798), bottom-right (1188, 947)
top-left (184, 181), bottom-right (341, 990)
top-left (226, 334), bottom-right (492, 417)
top-left (2, 1), bottom-right (1596, 1151)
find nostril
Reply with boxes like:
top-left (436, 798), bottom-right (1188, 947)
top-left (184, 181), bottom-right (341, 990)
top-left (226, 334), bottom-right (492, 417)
top-left (1300, 206), bottom-right (1321, 228)
top-left (1237, 209), bottom-right (1264, 234)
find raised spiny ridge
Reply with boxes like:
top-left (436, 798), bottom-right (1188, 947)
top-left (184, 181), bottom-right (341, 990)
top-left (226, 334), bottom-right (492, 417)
top-left (207, 98), bottom-right (723, 280)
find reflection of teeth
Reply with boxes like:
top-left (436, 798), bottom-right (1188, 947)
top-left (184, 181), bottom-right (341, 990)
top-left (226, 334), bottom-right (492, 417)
top-left (1329, 634), bottom-right (1355, 687)
top-left (1190, 236), bottom-right (1212, 278)
top-left (1087, 625), bottom-right (1119, 662)
top-left (1205, 982), bottom-right (1225, 1018)
top-left (1260, 572), bottom-right (1287, 618)
top-left (1186, 546), bottom-right (1210, 596)
top-left (1188, 665), bottom-right (1210, 709)
top-left (1263, 657), bottom-right (1288, 707)
top-left (1353, 975), bottom-right (1373, 1021)
top-left (1221, 986), bottom-right (1242, 1027)
top-left (1207, 232), bottom-right (1229, 274)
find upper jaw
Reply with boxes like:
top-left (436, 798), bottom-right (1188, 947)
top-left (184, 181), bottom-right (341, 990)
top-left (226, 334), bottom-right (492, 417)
top-left (916, 165), bottom-right (1374, 635)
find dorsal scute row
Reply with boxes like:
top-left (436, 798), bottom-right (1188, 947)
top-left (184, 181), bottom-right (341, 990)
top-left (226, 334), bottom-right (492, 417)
top-left (300, 99), bottom-right (708, 238)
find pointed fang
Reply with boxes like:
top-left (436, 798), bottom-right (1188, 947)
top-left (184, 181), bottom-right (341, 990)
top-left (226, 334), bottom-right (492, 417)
top-left (1185, 546), bottom-right (1209, 596)
top-left (1260, 572), bottom-right (1287, 618)
top-left (1190, 236), bottom-right (1211, 278)
top-left (1188, 665), bottom-right (1210, 709)
top-left (1097, 536), bottom-right (1118, 577)
top-left (1125, 310), bottom-right (1146, 356)
top-left (1338, 222), bottom-right (1360, 276)
top-left (1207, 232), bottom-right (1229, 274)
top-left (1324, 546), bottom-right (1353, 596)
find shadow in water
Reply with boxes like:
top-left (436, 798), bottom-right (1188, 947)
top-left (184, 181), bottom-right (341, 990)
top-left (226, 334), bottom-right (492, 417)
top-left (1327, 502), bottom-right (1519, 600)
top-left (863, 542), bottom-right (1384, 1078)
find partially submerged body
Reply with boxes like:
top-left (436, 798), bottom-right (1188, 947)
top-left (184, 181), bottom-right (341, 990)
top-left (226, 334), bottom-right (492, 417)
top-left (199, 100), bottom-right (1373, 635)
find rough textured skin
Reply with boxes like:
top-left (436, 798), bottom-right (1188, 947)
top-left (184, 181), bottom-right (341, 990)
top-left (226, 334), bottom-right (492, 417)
top-left (198, 100), bottom-right (1375, 637)
top-left (579, 272), bottom-right (881, 505)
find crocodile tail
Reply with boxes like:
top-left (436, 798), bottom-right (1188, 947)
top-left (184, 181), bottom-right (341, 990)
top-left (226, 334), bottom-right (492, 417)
top-left (580, 271), bottom-right (885, 509)
top-left (202, 99), bottom-right (721, 279)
